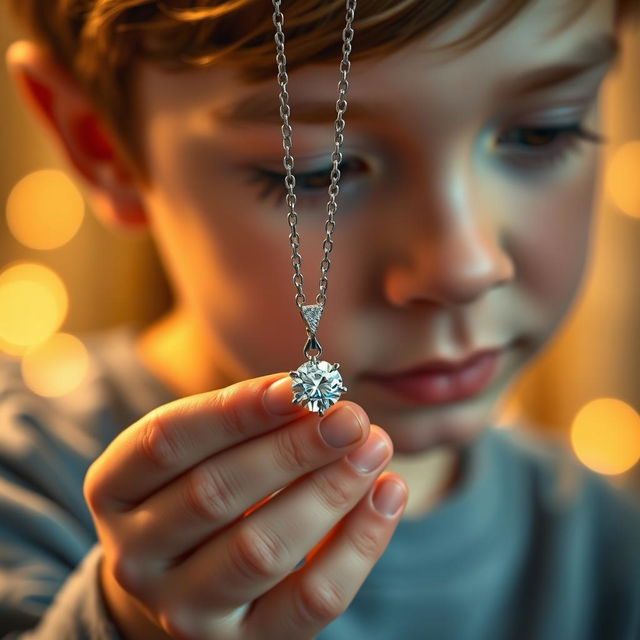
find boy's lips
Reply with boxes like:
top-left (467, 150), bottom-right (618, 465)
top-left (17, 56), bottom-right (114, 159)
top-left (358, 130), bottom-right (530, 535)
top-left (361, 347), bottom-right (505, 405)
top-left (364, 347), bottom-right (503, 378)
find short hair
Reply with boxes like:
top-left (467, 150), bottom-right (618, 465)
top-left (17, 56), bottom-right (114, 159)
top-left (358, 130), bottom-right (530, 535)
top-left (9, 0), bottom-right (638, 183)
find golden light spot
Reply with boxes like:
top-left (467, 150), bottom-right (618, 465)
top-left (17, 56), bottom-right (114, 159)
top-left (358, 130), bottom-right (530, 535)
top-left (0, 262), bottom-right (68, 355)
top-left (606, 141), bottom-right (640, 219)
top-left (21, 333), bottom-right (89, 398)
top-left (6, 169), bottom-right (85, 249)
top-left (571, 398), bottom-right (640, 475)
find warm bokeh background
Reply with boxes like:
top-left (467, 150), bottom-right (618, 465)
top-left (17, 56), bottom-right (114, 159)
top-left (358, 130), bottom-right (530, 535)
top-left (1, 8), bottom-right (639, 494)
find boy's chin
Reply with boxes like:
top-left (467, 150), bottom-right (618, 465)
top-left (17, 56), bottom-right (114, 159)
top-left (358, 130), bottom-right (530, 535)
top-left (380, 411), bottom-right (494, 455)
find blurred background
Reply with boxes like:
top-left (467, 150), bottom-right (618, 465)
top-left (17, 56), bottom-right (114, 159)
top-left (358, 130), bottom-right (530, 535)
top-left (0, 7), bottom-right (639, 495)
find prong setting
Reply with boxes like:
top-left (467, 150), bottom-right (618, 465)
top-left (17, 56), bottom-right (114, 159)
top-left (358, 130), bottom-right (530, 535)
top-left (289, 360), bottom-right (347, 416)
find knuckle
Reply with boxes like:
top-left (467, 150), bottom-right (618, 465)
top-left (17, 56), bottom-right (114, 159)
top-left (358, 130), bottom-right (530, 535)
top-left (347, 525), bottom-right (382, 562)
top-left (272, 426), bottom-right (314, 473)
top-left (230, 523), bottom-right (288, 582)
top-left (210, 387), bottom-right (252, 441)
top-left (310, 470), bottom-right (353, 514)
top-left (184, 463), bottom-right (236, 522)
top-left (138, 410), bottom-right (183, 469)
top-left (83, 462), bottom-right (102, 512)
top-left (295, 575), bottom-right (345, 625)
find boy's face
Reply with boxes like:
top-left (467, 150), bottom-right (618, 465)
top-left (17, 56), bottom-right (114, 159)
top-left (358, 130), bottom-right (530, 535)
top-left (133, 0), bottom-right (616, 453)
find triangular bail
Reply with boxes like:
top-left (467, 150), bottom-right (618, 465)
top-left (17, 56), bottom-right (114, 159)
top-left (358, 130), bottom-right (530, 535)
top-left (300, 304), bottom-right (323, 335)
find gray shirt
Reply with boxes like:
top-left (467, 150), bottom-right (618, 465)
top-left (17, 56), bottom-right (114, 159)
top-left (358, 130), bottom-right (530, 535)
top-left (0, 324), bottom-right (638, 639)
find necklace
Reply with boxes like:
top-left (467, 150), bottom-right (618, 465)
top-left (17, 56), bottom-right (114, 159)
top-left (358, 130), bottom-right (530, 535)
top-left (272, 0), bottom-right (356, 417)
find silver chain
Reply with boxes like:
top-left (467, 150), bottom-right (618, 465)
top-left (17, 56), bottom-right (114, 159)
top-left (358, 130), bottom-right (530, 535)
top-left (272, 0), bottom-right (356, 312)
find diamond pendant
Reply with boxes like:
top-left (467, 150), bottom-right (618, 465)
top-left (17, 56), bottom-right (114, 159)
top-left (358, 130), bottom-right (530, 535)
top-left (290, 358), bottom-right (346, 417)
top-left (289, 304), bottom-right (347, 416)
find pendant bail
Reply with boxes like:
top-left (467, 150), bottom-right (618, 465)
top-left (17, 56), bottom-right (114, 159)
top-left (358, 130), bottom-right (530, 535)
top-left (300, 304), bottom-right (324, 360)
top-left (304, 331), bottom-right (323, 360)
top-left (300, 303), bottom-right (323, 335)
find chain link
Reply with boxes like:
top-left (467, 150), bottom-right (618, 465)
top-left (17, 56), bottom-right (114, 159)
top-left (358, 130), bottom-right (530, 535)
top-left (272, 0), bottom-right (356, 311)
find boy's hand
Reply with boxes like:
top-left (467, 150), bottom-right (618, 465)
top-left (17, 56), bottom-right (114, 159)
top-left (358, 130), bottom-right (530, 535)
top-left (84, 372), bottom-right (407, 640)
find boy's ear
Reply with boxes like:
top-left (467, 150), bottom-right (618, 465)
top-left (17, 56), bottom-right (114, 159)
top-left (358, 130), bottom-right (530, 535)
top-left (5, 40), bottom-right (149, 231)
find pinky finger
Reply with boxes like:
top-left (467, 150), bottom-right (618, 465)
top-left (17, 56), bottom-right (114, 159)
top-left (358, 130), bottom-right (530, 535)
top-left (243, 472), bottom-right (408, 640)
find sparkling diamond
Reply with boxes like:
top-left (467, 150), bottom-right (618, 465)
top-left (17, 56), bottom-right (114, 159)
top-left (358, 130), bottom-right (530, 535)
top-left (289, 360), bottom-right (347, 416)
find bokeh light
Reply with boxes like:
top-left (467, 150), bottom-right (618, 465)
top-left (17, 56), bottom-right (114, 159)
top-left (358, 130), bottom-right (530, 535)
top-left (0, 262), bottom-right (69, 355)
top-left (6, 169), bottom-right (85, 250)
top-left (606, 141), bottom-right (640, 218)
top-left (21, 332), bottom-right (89, 398)
top-left (571, 398), bottom-right (640, 475)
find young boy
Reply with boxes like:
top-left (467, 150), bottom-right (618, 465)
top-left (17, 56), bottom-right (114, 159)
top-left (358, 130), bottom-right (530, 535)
top-left (2, 0), bottom-right (639, 638)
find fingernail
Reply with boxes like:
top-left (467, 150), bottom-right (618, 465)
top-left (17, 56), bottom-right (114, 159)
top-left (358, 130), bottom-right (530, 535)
top-left (319, 406), bottom-right (364, 448)
top-left (263, 377), bottom-right (299, 415)
top-left (346, 432), bottom-right (389, 473)
top-left (372, 479), bottom-right (406, 517)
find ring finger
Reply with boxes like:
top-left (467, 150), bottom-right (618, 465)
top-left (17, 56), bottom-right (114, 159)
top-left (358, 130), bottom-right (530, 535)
top-left (168, 426), bottom-right (392, 613)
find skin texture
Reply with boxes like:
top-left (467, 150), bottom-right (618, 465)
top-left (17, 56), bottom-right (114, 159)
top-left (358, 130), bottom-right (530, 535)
top-left (5, 0), bottom-right (619, 637)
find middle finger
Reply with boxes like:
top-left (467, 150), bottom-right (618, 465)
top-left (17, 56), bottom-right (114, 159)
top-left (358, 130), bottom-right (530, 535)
top-left (119, 401), bottom-right (370, 561)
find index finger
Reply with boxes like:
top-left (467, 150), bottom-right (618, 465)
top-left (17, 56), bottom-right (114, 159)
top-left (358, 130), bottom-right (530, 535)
top-left (84, 372), bottom-right (309, 510)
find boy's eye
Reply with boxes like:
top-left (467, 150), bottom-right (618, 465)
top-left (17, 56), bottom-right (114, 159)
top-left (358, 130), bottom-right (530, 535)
top-left (495, 123), bottom-right (605, 169)
top-left (246, 123), bottom-right (605, 203)
top-left (247, 157), bottom-right (368, 206)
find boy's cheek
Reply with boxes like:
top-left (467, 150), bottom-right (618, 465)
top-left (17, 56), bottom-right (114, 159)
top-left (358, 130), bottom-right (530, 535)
top-left (510, 165), bottom-right (598, 314)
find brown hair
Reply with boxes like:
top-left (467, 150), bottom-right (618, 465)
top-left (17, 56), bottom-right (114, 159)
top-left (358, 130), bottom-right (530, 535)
top-left (8, 0), bottom-right (638, 183)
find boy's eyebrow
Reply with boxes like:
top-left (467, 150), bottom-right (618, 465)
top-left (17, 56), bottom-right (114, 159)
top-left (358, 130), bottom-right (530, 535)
top-left (212, 92), bottom-right (374, 126)
top-left (500, 33), bottom-right (620, 96)
top-left (212, 33), bottom-right (620, 126)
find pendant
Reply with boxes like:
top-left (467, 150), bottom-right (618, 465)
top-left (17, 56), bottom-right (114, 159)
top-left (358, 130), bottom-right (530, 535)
top-left (288, 304), bottom-right (347, 416)
top-left (290, 358), bottom-right (346, 417)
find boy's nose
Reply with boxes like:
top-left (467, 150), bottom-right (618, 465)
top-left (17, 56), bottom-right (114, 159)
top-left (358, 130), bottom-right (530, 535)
top-left (383, 214), bottom-right (515, 308)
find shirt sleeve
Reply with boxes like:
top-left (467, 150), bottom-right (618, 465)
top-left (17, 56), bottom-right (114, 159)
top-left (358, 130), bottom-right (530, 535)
top-left (3, 545), bottom-right (123, 640)
top-left (0, 362), bottom-right (125, 639)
